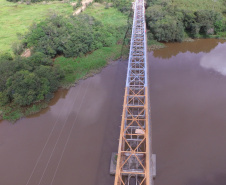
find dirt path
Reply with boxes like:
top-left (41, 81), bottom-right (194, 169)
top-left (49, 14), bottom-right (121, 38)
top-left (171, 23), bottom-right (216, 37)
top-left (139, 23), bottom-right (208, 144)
top-left (72, 0), bottom-right (93, 15)
top-left (21, 49), bottom-right (31, 57)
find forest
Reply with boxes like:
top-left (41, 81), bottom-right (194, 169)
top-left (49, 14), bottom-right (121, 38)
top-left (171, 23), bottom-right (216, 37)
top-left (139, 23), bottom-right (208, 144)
top-left (146, 0), bottom-right (226, 41)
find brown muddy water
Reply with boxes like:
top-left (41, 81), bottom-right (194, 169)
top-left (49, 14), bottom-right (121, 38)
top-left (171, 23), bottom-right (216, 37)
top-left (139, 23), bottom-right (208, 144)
top-left (0, 39), bottom-right (226, 185)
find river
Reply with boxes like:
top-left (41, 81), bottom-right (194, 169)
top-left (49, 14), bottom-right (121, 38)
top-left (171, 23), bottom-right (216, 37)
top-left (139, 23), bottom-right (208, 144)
top-left (0, 39), bottom-right (226, 185)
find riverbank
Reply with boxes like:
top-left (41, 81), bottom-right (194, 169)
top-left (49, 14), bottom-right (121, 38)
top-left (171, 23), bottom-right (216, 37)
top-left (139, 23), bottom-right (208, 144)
top-left (56, 3), bottom-right (130, 87)
top-left (55, 45), bottom-right (129, 87)
top-left (0, 2), bottom-right (130, 122)
top-left (146, 0), bottom-right (226, 42)
top-left (1, 0), bottom-right (226, 122)
top-left (147, 35), bottom-right (226, 51)
top-left (0, 44), bottom-right (129, 122)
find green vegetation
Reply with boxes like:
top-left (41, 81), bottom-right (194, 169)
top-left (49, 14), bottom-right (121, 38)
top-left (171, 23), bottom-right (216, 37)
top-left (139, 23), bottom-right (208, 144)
top-left (54, 4), bottom-right (130, 85)
top-left (147, 35), bottom-right (165, 50)
top-left (172, 0), bottom-right (225, 12)
top-left (73, 0), bottom-right (82, 10)
top-left (18, 14), bottom-right (125, 58)
top-left (0, 2), bottom-right (130, 121)
top-left (0, 52), bottom-right (64, 121)
top-left (1, 102), bottom-right (48, 121)
top-left (2, 0), bottom-right (225, 122)
top-left (7, 0), bottom-right (62, 3)
top-left (94, 0), bottom-right (132, 14)
top-left (0, 0), bottom-right (73, 54)
top-left (55, 45), bottom-right (123, 85)
top-left (112, 0), bottom-right (132, 14)
top-left (146, 0), bottom-right (226, 42)
top-left (84, 3), bottom-right (128, 27)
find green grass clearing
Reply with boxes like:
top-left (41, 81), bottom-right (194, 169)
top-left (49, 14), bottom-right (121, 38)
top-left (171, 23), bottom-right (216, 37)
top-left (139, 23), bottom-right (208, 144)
top-left (55, 44), bottom-right (126, 86)
top-left (83, 3), bottom-right (128, 27)
top-left (172, 0), bottom-right (225, 13)
top-left (0, 0), bottom-right (73, 54)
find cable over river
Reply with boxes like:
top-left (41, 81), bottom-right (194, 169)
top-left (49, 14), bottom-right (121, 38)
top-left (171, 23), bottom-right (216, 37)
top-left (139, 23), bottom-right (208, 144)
top-left (0, 39), bottom-right (226, 185)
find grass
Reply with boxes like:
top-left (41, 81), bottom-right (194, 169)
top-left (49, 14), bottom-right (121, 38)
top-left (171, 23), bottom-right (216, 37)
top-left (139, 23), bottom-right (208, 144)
top-left (0, 0), bottom-right (73, 54)
top-left (84, 3), bottom-right (128, 27)
top-left (55, 45), bottom-right (127, 86)
top-left (0, 106), bottom-right (23, 122)
top-left (54, 3), bottom-right (129, 87)
top-left (0, 101), bottom-right (48, 122)
top-left (147, 39), bottom-right (165, 51)
top-left (216, 31), bottom-right (226, 38)
top-left (0, 3), bottom-right (129, 121)
top-left (172, 0), bottom-right (225, 13)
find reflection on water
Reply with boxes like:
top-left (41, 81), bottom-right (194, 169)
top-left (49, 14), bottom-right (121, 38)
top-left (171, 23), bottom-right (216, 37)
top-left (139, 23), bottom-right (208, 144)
top-left (153, 39), bottom-right (225, 59)
top-left (26, 88), bottom-right (69, 118)
top-left (0, 88), bottom-right (69, 122)
top-left (200, 43), bottom-right (226, 76)
top-left (150, 39), bottom-right (226, 185)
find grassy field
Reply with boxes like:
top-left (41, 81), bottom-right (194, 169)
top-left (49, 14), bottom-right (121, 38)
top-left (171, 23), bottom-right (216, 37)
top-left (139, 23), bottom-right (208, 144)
top-left (172, 0), bottom-right (226, 13)
top-left (0, 0), bottom-right (73, 54)
top-left (84, 3), bottom-right (128, 27)
top-left (55, 45), bottom-right (124, 85)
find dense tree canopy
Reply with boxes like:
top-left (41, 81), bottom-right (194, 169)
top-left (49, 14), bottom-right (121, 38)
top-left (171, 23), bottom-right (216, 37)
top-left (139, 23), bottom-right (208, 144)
top-left (146, 0), bottom-right (226, 41)
top-left (0, 12), bottom-right (128, 120)
top-left (17, 14), bottom-right (120, 58)
top-left (0, 52), bottom-right (64, 107)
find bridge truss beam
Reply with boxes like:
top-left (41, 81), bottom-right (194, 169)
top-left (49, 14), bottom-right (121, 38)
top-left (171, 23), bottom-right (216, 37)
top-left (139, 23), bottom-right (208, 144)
top-left (114, 0), bottom-right (154, 184)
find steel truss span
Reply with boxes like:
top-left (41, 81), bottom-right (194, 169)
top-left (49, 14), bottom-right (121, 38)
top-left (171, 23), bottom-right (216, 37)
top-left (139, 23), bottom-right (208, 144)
top-left (114, 0), bottom-right (154, 184)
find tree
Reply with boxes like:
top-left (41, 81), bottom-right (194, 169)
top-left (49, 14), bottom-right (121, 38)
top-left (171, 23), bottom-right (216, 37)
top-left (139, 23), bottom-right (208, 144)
top-left (148, 15), bottom-right (184, 42)
top-left (0, 52), bottom-right (64, 107)
top-left (21, 14), bottom-right (116, 58)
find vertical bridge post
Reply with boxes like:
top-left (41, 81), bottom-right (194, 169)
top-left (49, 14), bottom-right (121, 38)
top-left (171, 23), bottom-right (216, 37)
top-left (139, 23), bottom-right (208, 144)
top-left (114, 0), bottom-right (155, 184)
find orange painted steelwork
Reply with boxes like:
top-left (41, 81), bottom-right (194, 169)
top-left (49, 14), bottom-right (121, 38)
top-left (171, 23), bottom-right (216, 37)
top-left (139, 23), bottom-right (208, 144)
top-left (114, 0), bottom-right (153, 184)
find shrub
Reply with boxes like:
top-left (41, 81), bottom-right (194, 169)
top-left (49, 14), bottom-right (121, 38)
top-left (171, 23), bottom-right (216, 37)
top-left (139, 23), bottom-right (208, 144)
top-left (7, 0), bottom-right (61, 3)
top-left (112, 0), bottom-right (132, 14)
top-left (0, 52), bottom-right (64, 106)
top-left (149, 15), bottom-right (184, 42)
top-left (195, 10), bottom-right (221, 34)
top-left (21, 14), bottom-right (120, 58)
top-left (215, 20), bottom-right (226, 33)
top-left (146, 4), bottom-right (184, 42)
top-left (145, 0), bottom-right (226, 41)
top-left (12, 42), bottom-right (25, 55)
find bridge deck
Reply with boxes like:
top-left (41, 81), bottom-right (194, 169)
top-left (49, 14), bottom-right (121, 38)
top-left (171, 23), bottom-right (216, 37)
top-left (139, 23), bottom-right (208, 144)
top-left (114, 0), bottom-right (155, 184)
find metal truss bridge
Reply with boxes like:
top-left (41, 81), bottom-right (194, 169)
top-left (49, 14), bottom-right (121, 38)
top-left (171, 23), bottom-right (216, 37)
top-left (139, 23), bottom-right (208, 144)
top-left (114, 0), bottom-right (156, 184)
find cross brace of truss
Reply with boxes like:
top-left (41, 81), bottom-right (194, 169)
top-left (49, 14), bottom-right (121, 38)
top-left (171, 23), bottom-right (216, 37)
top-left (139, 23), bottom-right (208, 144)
top-left (114, 0), bottom-right (154, 185)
